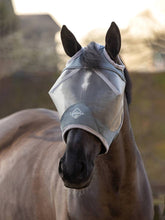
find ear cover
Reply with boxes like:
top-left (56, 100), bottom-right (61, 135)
top-left (61, 25), bottom-right (82, 57)
top-left (105, 22), bottom-right (121, 60)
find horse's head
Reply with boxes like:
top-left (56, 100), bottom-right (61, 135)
top-left (49, 22), bottom-right (131, 189)
top-left (59, 128), bottom-right (101, 189)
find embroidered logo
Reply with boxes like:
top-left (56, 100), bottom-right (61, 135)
top-left (70, 108), bottom-right (84, 119)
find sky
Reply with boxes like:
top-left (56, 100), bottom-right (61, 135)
top-left (12, 0), bottom-right (165, 39)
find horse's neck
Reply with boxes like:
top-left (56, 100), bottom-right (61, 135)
top-left (66, 101), bottom-right (141, 218)
top-left (66, 101), bottom-right (153, 219)
top-left (95, 99), bottom-right (139, 193)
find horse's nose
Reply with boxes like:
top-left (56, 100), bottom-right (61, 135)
top-left (58, 156), bottom-right (90, 188)
top-left (59, 158), bottom-right (64, 178)
top-left (59, 157), bottom-right (85, 179)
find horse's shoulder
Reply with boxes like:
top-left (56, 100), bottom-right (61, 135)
top-left (0, 108), bottom-right (60, 150)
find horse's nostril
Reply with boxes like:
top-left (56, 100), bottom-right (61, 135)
top-left (75, 162), bottom-right (88, 181)
top-left (59, 159), bottom-right (64, 174)
top-left (79, 162), bottom-right (85, 174)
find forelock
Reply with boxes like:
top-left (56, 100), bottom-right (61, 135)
top-left (81, 42), bottom-right (102, 69)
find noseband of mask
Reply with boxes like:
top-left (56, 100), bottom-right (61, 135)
top-left (59, 103), bottom-right (124, 153)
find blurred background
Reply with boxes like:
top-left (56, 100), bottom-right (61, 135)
top-left (0, 0), bottom-right (165, 218)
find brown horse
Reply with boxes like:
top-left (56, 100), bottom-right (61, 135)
top-left (0, 23), bottom-right (153, 219)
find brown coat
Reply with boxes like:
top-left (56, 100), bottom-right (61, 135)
top-left (0, 106), bottom-right (153, 220)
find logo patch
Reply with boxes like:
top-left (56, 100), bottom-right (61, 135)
top-left (70, 108), bottom-right (84, 119)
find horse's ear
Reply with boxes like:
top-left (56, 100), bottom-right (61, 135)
top-left (105, 22), bottom-right (121, 61)
top-left (61, 25), bottom-right (82, 57)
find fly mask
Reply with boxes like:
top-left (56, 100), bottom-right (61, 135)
top-left (49, 42), bottom-right (126, 153)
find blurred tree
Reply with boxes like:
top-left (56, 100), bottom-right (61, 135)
top-left (0, 0), bottom-right (18, 37)
top-left (149, 30), bottom-right (165, 70)
top-left (82, 29), bottom-right (105, 46)
top-left (0, 12), bottom-right (60, 78)
top-left (82, 10), bottom-right (165, 72)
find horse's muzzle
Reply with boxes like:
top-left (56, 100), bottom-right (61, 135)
top-left (58, 156), bottom-right (94, 189)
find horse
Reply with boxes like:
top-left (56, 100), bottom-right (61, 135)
top-left (0, 22), bottom-right (153, 219)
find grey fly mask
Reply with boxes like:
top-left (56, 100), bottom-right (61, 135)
top-left (49, 42), bottom-right (126, 153)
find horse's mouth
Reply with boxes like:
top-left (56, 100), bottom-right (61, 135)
top-left (59, 165), bottom-right (94, 190)
top-left (63, 178), bottom-right (91, 189)
top-left (59, 154), bottom-right (94, 190)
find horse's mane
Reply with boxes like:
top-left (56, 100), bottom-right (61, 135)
top-left (81, 42), bottom-right (132, 105)
top-left (124, 67), bottom-right (132, 105)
